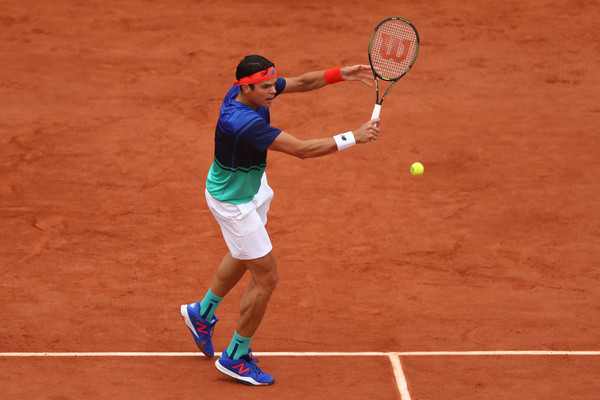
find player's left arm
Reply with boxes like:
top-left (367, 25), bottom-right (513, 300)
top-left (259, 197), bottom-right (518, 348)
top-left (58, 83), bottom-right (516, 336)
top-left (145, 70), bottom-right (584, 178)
top-left (268, 118), bottom-right (380, 159)
top-left (281, 65), bottom-right (373, 94)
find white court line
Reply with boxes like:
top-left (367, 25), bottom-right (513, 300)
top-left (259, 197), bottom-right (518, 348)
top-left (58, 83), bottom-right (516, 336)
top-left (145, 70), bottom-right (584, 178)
top-left (0, 350), bottom-right (600, 357)
top-left (0, 352), bottom-right (387, 357)
top-left (388, 354), bottom-right (412, 400)
top-left (2, 351), bottom-right (599, 357)
top-left (391, 351), bottom-right (600, 356)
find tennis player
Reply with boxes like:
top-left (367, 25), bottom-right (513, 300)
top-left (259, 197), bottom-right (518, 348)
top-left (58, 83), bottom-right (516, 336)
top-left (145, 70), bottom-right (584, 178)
top-left (181, 55), bottom-right (380, 385)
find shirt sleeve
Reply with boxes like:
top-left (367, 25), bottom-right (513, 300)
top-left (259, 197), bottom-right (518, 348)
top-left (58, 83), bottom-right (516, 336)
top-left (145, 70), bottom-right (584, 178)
top-left (239, 117), bottom-right (282, 152)
top-left (274, 77), bottom-right (286, 97)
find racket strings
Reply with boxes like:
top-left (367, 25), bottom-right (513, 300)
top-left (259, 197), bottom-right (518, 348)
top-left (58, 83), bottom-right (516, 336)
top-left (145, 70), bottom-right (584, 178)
top-left (370, 20), bottom-right (418, 80)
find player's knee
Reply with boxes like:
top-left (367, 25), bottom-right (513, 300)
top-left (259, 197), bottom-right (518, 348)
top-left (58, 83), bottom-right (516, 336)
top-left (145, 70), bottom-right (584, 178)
top-left (247, 253), bottom-right (278, 293)
top-left (262, 269), bottom-right (279, 293)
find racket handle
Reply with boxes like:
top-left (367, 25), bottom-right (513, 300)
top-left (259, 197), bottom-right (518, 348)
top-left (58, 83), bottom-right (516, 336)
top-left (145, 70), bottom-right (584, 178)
top-left (371, 104), bottom-right (381, 120)
top-left (371, 104), bottom-right (381, 125)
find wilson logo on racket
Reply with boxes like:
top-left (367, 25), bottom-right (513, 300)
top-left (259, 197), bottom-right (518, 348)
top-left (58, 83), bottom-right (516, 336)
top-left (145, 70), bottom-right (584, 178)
top-left (380, 34), bottom-right (411, 63)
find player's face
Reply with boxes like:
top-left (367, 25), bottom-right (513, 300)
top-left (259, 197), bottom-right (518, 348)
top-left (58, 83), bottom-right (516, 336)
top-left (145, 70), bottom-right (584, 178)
top-left (246, 77), bottom-right (278, 108)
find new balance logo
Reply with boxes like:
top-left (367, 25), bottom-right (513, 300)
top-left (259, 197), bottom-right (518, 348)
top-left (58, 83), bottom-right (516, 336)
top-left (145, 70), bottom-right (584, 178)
top-left (233, 363), bottom-right (250, 374)
top-left (195, 322), bottom-right (208, 334)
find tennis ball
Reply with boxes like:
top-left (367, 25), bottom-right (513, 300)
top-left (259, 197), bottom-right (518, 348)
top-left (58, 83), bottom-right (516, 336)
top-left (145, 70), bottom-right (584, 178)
top-left (410, 162), bottom-right (424, 176)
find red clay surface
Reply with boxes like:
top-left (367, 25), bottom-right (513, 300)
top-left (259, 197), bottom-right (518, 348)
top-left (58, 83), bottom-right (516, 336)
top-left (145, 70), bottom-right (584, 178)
top-left (1, 0), bottom-right (599, 398)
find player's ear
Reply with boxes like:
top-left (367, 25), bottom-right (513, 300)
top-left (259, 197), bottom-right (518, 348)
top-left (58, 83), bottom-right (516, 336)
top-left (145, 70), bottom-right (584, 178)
top-left (240, 83), bottom-right (252, 93)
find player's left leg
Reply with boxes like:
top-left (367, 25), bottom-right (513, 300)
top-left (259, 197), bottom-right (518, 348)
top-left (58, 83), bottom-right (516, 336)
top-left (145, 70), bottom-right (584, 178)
top-left (210, 252), bottom-right (248, 298)
top-left (180, 253), bottom-right (247, 357)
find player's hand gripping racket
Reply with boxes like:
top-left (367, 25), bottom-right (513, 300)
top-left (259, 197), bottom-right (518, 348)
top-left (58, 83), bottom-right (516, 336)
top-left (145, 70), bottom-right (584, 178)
top-left (368, 17), bottom-right (420, 122)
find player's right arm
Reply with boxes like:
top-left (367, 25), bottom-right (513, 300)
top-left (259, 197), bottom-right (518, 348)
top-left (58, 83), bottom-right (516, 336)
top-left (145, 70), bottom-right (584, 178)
top-left (268, 119), bottom-right (380, 159)
top-left (282, 65), bottom-right (373, 94)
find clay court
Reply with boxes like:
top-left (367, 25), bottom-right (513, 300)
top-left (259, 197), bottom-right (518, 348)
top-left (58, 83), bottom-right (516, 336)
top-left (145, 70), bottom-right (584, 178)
top-left (1, 0), bottom-right (599, 398)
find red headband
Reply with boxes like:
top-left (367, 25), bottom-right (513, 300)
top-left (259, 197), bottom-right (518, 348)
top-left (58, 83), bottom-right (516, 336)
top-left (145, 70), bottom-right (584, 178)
top-left (234, 67), bottom-right (277, 86)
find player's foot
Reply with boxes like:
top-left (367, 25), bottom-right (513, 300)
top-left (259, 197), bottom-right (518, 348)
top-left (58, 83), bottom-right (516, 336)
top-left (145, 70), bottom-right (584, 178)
top-left (180, 303), bottom-right (218, 357)
top-left (215, 349), bottom-right (274, 386)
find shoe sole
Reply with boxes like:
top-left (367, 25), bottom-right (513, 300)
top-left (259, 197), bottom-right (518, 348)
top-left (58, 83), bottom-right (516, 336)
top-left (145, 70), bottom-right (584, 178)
top-left (215, 359), bottom-right (274, 386)
top-left (180, 304), bottom-right (214, 358)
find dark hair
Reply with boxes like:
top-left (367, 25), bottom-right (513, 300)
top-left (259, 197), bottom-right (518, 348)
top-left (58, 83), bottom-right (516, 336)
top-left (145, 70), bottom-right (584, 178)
top-left (236, 55), bottom-right (275, 88)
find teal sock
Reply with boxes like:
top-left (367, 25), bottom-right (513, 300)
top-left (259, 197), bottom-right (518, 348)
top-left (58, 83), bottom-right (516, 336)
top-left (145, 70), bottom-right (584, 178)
top-left (199, 289), bottom-right (223, 322)
top-left (226, 331), bottom-right (252, 360)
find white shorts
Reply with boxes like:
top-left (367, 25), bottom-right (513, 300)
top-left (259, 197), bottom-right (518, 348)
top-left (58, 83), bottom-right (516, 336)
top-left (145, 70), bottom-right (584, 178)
top-left (205, 174), bottom-right (274, 260)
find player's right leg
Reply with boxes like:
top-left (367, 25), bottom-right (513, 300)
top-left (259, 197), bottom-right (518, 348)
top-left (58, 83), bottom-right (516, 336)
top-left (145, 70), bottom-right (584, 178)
top-left (215, 251), bottom-right (278, 385)
top-left (236, 251), bottom-right (279, 338)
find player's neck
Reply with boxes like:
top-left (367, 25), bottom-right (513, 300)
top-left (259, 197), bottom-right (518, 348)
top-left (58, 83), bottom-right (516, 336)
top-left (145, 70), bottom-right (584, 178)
top-left (234, 92), bottom-right (259, 111)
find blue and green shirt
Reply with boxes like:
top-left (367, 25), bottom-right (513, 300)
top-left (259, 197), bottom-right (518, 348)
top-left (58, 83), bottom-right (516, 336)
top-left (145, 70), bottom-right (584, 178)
top-left (206, 78), bottom-right (286, 204)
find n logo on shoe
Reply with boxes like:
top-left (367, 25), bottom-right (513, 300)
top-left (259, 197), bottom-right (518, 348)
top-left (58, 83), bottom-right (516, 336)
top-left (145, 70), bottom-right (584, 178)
top-left (195, 322), bottom-right (208, 334)
top-left (233, 363), bottom-right (250, 374)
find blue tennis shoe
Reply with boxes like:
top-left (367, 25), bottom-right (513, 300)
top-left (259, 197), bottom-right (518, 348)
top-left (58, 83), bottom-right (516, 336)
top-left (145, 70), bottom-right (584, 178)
top-left (215, 349), bottom-right (274, 386)
top-left (180, 303), bottom-right (218, 357)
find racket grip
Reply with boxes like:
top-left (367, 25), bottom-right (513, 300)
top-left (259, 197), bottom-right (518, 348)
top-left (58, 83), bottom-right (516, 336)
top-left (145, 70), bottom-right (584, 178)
top-left (371, 104), bottom-right (381, 120)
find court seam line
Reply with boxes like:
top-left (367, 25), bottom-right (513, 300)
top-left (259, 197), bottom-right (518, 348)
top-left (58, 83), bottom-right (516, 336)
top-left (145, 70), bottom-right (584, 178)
top-left (5, 351), bottom-right (598, 400)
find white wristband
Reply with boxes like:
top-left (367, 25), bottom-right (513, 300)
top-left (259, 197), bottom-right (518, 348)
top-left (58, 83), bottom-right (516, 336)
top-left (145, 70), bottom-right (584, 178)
top-left (333, 131), bottom-right (356, 151)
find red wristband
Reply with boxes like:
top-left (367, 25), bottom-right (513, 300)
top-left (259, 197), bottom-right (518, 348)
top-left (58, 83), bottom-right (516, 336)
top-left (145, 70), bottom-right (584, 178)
top-left (324, 67), bottom-right (343, 84)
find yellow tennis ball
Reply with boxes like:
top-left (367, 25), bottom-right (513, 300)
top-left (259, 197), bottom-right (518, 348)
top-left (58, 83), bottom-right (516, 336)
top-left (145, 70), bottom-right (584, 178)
top-left (410, 162), bottom-right (424, 176)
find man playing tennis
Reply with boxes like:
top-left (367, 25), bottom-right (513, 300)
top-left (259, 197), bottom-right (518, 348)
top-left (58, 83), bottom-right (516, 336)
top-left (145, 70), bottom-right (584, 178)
top-left (181, 55), bottom-right (380, 385)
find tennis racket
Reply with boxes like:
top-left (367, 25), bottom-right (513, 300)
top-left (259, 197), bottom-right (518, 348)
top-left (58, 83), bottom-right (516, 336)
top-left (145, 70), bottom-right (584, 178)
top-left (368, 17), bottom-right (420, 121)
